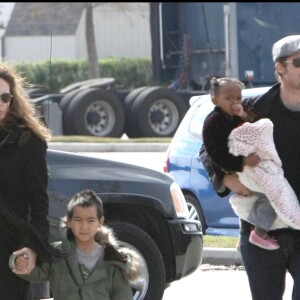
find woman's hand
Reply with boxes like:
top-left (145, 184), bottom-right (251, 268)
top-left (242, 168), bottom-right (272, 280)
top-left (223, 173), bottom-right (250, 196)
top-left (11, 247), bottom-right (37, 275)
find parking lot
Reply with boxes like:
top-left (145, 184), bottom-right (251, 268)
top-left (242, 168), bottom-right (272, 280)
top-left (162, 265), bottom-right (293, 300)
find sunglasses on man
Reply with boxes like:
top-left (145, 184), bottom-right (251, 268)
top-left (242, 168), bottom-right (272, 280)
top-left (0, 92), bottom-right (13, 103)
top-left (285, 57), bottom-right (300, 68)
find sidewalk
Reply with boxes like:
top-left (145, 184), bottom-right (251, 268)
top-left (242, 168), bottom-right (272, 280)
top-left (48, 142), bottom-right (242, 266)
top-left (48, 142), bottom-right (169, 152)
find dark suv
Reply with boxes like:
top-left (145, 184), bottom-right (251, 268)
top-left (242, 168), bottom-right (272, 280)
top-left (47, 149), bottom-right (203, 300)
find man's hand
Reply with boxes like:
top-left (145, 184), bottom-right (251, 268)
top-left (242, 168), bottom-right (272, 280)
top-left (244, 153), bottom-right (260, 167)
top-left (223, 173), bottom-right (250, 196)
top-left (11, 247), bottom-right (37, 275)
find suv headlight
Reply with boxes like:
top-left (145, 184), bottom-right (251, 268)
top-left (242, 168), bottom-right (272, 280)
top-left (170, 182), bottom-right (189, 218)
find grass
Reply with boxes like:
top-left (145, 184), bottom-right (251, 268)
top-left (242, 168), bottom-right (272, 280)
top-left (203, 235), bottom-right (239, 248)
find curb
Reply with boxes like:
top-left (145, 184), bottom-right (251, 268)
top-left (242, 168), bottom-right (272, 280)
top-left (202, 247), bottom-right (242, 265)
top-left (48, 142), bottom-right (169, 152)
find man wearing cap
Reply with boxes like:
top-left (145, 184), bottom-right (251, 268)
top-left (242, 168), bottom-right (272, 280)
top-left (201, 35), bottom-right (300, 300)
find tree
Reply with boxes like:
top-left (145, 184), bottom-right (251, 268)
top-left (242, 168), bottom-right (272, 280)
top-left (85, 2), bottom-right (99, 79)
top-left (85, 3), bottom-right (148, 80)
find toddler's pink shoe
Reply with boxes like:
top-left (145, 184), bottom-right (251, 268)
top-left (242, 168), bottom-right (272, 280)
top-left (249, 230), bottom-right (280, 250)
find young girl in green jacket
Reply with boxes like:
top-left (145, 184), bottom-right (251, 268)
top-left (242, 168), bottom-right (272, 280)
top-left (10, 189), bottom-right (141, 300)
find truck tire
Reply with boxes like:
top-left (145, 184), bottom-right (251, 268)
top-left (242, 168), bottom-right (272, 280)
top-left (185, 193), bottom-right (206, 234)
top-left (59, 89), bottom-right (81, 135)
top-left (108, 222), bottom-right (166, 300)
top-left (130, 87), bottom-right (187, 137)
top-left (60, 89), bottom-right (79, 114)
top-left (124, 86), bottom-right (148, 138)
top-left (65, 88), bottom-right (125, 137)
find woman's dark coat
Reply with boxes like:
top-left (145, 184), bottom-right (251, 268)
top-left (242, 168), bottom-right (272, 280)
top-left (0, 124), bottom-right (49, 300)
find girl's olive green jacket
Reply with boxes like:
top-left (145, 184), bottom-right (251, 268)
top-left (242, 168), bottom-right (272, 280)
top-left (15, 226), bottom-right (141, 300)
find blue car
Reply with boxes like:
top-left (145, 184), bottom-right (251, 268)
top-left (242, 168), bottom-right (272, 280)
top-left (164, 86), bottom-right (271, 237)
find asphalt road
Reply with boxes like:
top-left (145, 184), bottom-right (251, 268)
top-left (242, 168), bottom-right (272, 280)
top-left (162, 265), bottom-right (293, 300)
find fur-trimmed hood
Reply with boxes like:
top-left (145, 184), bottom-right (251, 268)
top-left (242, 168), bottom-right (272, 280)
top-left (94, 225), bottom-right (142, 282)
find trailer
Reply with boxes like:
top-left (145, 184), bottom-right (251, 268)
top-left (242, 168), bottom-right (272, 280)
top-left (32, 2), bottom-right (300, 137)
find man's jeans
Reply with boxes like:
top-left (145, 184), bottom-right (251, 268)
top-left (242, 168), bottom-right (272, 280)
top-left (240, 229), bottom-right (300, 300)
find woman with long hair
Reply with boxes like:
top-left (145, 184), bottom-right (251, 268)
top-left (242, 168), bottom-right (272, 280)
top-left (0, 62), bottom-right (62, 299)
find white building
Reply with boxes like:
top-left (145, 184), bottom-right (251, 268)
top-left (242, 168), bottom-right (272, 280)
top-left (2, 2), bottom-right (151, 63)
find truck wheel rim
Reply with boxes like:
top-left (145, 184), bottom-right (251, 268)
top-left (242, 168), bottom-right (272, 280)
top-left (149, 99), bottom-right (179, 135)
top-left (84, 100), bottom-right (115, 136)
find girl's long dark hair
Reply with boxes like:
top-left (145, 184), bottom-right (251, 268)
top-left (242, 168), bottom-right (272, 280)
top-left (0, 195), bottom-right (65, 264)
